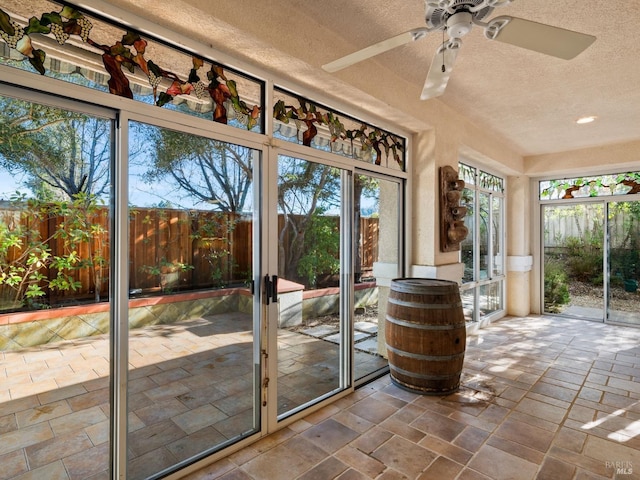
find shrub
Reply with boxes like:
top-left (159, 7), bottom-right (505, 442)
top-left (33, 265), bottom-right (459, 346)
top-left (544, 259), bottom-right (570, 312)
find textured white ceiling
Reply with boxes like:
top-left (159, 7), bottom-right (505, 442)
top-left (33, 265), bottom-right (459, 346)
top-left (104, 0), bottom-right (640, 157)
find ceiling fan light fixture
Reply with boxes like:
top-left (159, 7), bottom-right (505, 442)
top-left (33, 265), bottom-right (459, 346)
top-left (576, 115), bottom-right (597, 125)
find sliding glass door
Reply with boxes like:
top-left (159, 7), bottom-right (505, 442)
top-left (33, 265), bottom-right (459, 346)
top-left (541, 192), bottom-right (640, 325)
top-left (0, 91), bottom-right (115, 479)
top-left (126, 121), bottom-right (262, 478)
top-left (275, 155), bottom-right (348, 418)
top-left (607, 200), bottom-right (640, 325)
top-left (542, 203), bottom-right (605, 320)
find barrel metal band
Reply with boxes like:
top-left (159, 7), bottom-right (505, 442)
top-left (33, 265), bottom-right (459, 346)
top-left (385, 315), bottom-right (463, 330)
top-left (388, 298), bottom-right (462, 309)
top-left (386, 344), bottom-right (465, 361)
top-left (390, 365), bottom-right (460, 380)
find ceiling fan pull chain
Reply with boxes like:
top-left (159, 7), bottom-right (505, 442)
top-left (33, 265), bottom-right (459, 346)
top-left (442, 28), bottom-right (446, 72)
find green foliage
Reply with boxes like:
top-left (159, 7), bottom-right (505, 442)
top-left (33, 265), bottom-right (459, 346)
top-left (297, 212), bottom-right (340, 288)
top-left (562, 236), bottom-right (603, 285)
top-left (47, 192), bottom-right (108, 302)
top-left (0, 217), bottom-right (50, 308)
top-left (139, 258), bottom-right (193, 276)
top-left (191, 215), bottom-right (238, 289)
top-left (0, 191), bottom-right (107, 310)
top-left (544, 259), bottom-right (570, 312)
top-left (610, 247), bottom-right (638, 281)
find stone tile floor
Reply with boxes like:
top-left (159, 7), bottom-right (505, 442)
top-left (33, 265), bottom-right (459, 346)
top-left (0, 311), bottom-right (387, 480)
top-left (186, 315), bottom-right (640, 480)
top-left (300, 320), bottom-right (380, 354)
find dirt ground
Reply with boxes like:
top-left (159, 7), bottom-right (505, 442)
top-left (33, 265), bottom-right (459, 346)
top-left (569, 281), bottom-right (639, 311)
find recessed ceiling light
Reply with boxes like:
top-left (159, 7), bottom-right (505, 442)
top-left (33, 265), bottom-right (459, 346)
top-left (576, 115), bottom-right (597, 125)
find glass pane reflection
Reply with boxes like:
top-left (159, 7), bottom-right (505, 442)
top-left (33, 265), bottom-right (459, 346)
top-left (126, 121), bottom-right (259, 478)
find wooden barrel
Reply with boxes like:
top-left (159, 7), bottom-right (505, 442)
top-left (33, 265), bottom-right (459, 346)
top-left (385, 278), bottom-right (466, 395)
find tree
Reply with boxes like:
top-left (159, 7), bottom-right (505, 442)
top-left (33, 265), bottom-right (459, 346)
top-left (0, 97), bottom-right (112, 306)
top-left (277, 157), bottom-right (340, 286)
top-left (143, 126), bottom-right (253, 211)
top-left (0, 98), bottom-right (111, 201)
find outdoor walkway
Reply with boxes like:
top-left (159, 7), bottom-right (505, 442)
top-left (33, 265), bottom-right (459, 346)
top-left (187, 315), bottom-right (640, 480)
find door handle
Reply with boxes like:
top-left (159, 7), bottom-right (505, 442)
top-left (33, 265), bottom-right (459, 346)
top-left (271, 275), bottom-right (278, 303)
top-left (264, 274), bottom-right (272, 305)
top-left (263, 274), bottom-right (279, 304)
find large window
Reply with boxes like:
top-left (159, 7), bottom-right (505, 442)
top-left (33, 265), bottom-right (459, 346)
top-left (459, 163), bottom-right (505, 323)
top-left (0, 1), bottom-right (407, 478)
top-left (0, 91), bottom-right (115, 480)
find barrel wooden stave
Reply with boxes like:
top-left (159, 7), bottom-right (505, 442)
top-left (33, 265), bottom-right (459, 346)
top-left (385, 278), bottom-right (466, 394)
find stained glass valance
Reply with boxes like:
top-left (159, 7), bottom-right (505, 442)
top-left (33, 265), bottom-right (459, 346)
top-left (273, 88), bottom-right (406, 170)
top-left (459, 163), bottom-right (475, 186)
top-left (0, 0), bottom-right (263, 132)
top-left (479, 170), bottom-right (504, 193)
top-left (540, 172), bottom-right (640, 200)
top-left (459, 163), bottom-right (503, 193)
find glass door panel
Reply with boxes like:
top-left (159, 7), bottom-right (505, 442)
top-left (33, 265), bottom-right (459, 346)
top-left (353, 174), bottom-right (396, 383)
top-left (607, 201), bottom-right (640, 325)
top-left (0, 94), bottom-right (113, 478)
top-left (492, 196), bottom-right (504, 276)
top-left (276, 155), bottom-right (346, 418)
top-left (479, 192), bottom-right (490, 280)
top-left (460, 188), bottom-right (475, 284)
top-left (543, 203), bottom-right (604, 320)
top-left (127, 122), bottom-right (260, 478)
top-left (480, 282), bottom-right (502, 318)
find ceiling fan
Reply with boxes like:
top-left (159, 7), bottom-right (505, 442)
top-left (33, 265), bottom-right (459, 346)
top-left (322, 0), bottom-right (596, 100)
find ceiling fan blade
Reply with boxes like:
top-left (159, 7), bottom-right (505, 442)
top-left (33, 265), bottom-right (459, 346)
top-left (323, 27), bottom-right (429, 73)
top-left (485, 16), bottom-right (596, 60)
top-left (421, 40), bottom-right (461, 100)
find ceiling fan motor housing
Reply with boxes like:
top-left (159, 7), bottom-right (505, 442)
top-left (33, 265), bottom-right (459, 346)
top-left (425, 0), bottom-right (494, 30)
top-left (446, 11), bottom-right (473, 38)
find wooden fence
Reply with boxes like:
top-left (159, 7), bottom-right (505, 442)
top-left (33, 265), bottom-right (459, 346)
top-left (0, 205), bottom-right (379, 306)
top-left (544, 206), bottom-right (640, 248)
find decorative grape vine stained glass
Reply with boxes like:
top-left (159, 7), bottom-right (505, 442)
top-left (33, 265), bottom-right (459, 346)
top-left (458, 163), bottom-right (503, 193)
top-left (539, 172), bottom-right (640, 200)
top-left (458, 163), bottom-right (475, 186)
top-left (273, 88), bottom-right (406, 170)
top-left (0, 1), bottom-right (263, 131)
top-left (478, 170), bottom-right (504, 193)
